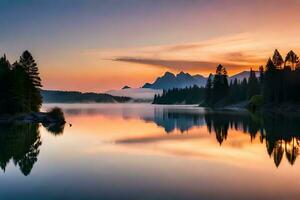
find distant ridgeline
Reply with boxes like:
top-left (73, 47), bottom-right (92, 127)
top-left (153, 49), bottom-right (300, 108)
top-left (42, 90), bottom-right (131, 103)
top-left (0, 51), bottom-right (42, 114)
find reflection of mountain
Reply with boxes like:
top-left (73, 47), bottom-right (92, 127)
top-left (143, 108), bottom-right (205, 133)
top-left (0, 122), bottom-right (65, 176)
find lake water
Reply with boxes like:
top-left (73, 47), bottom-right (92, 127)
top-left (1, 103), bottom-right (300, 200)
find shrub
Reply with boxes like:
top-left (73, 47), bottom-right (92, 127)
top-left (47, 107), bottom-right (65, 122)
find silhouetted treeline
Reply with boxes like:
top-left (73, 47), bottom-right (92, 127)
top-left (42, 90), bottom-right (131, 103)
top-left (205, 49), bottom-right (300, 107)
top-left (263, 50), bottom-right (300, 103)
top-left (153, 85), bottom-right (205, 104)
top-left (0, 51), bottom-right (42, 114)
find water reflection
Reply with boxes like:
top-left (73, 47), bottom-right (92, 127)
top-left (147, 108), bottom-right (300, 167)
top-left (43, 121), bottom-right (66, 136)
top-left (143, 109), bottom-right (205, 133)
top-left (0, 122), bottom-right (65, 176)
top-left (47, 104), bottom-right (300, 168)
top-left (204, 112), bottom-right (300, 167)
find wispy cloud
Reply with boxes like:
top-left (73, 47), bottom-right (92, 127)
top-left (86, 32), bottom-right (300, 75)
top-left (114, 57), bottom-right (248, 74)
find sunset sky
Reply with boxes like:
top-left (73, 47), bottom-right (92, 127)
top-left (1, 0), bottom-right (300, 92)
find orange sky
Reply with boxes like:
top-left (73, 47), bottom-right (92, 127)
top-left (2, 0), bottom-right (300, 92)
top-left (40, 32), bottom-right (300, 92)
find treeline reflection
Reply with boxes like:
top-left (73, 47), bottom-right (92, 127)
top-left (0, 122), bottom-right (65, 176)
top-left (148, 108), bottom-right (300, 167)
top-left (205, 112), bottom-right (300, 167)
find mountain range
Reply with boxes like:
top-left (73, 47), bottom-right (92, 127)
top-left (142, 71), bottom-right (259, 90)
top-left (142, 71), bottom-right (207, 90)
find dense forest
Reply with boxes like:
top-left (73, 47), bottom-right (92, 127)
top-left (204, 64), bottom-right (261, 106)
top-left (153, 49), bottom-right (300, 109)
top-left (205, 49), bottom-right (300, 108)
top-left (153, 86), bottom-right (205, 104)
top-left (0, 51), bottom-right (42, 114)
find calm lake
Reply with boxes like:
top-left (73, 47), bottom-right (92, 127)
top-left (1, 103), bottom-right (300, 200)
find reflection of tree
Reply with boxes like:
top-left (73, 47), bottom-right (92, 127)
top-left (0, 122), bottom-right (65, 176)
top-left (43, 122), bottom-right (65, 136)
top-left (0, 124), bottom-right (41, 176)
top-left (143, 108), bottom-right (205, 133)
top-left (204, 112), bottom-right (300, 167)
top-left (142, 107), bottom-right (300, 167)
top-left (285, 138), bottom-right (299, 165)
top-left (273, 140), bottom-right (284, 167)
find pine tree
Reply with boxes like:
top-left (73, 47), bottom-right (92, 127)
top-left (285, 50), bottom-right (299, 69)
top-left (10, 62), bottom-right (31, 113)
top-left (259, 65), bottom-right (264, 83)
top-left (19, 51), bottom-right (42, 112)
top-left (205, 74), bottom-right (213, 104)
top-left (264, 58), bottom-right (277, 102)
top-left (247, 68), bottom-right (259, 99)
top-left (272, 49), bottom-right (284, 69)
top-left (212, 64), bottom-right (229, 104)
top-left (0, 55), bottom-right (13, 114)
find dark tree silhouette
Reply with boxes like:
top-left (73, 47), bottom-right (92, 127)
top-left (0, 51), bottom-right (43, 115)
top-left (153, 85), bottom-right (205, 104)
top-left (205, 74), bottom-right (213, 104)
top-left (247, 68), bottom-right (260, 99)
top-left (19, 50), bottom-right (43, 112)
top-left (272, 49), bottom-right (284, 69)
top-left (211, 64), bottom-right (229, 104)
top-left (285, 50), bottom-right (299, 69)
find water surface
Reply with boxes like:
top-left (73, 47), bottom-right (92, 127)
top-left (0, 103), bottom-right (300, 200)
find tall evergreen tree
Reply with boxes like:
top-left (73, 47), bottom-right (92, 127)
top-left (264, 58), bottom-right (277, 102)
top-left (0, 55), bottom-right (13, 114)
top-left (247, 68), bottom-right (260, 99)
top-left (205, 74), bottom-right (213, 103)
top-left (285, 50), bottom-right (299, 69)
top-left (19, 51), bottom-right (42, 112)
top-left (272, 49), bottom-right (284, 69)
top-left (212, 64), bottom-right (229, 104)
top-left (10, 62), bottom-right (31, 113)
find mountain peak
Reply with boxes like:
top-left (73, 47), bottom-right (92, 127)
top-left (163, 71), bottom-right (175, 78)
top-left (142, 71), bottom-right (207, 90)
top-left (176, 71), bottom-right (192, 79)
top-left (122, 85), bottom-right (131, 89)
